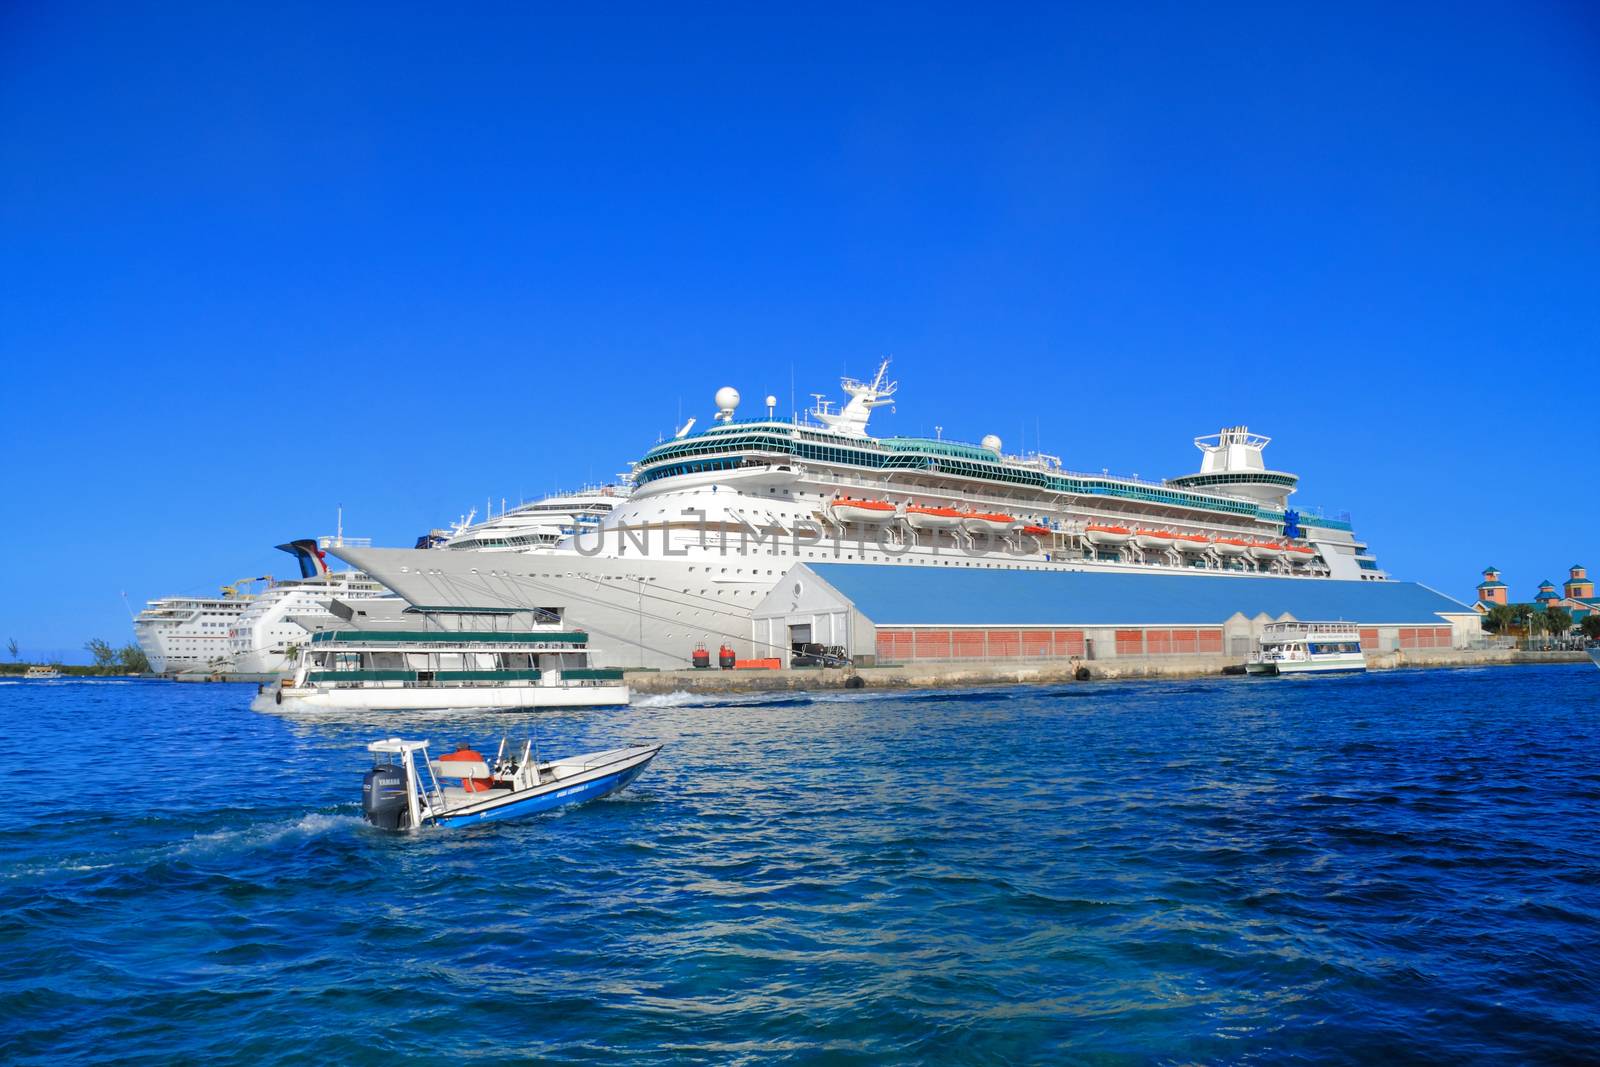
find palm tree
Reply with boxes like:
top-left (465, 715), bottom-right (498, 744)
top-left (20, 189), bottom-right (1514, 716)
top-left (1544, 607), bottom-right (1573, 646)
top-left (1509, 603), bottom-right (1535, 647)
top-left (1482, 604), bottom-right (1518, 635)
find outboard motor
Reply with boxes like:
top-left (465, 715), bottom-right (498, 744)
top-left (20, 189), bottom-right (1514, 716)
top-left (362, 763), bottom-right (410, 830)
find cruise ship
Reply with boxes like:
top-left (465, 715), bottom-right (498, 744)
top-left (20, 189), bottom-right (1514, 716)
top-left (427, 485), bottom-right (631, 552)
top-left (226, 539), bottom-right (394, 676)
top-left (331, 362), bottom-right (1426, 670)
top-left (133, 580), bottom-right (265, 675)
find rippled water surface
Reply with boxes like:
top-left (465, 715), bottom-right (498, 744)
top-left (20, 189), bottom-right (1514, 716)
top-left (4, 666), bottom-right (1599, 1063)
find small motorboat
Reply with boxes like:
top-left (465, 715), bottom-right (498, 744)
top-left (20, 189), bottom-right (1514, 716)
top-left (361, 736), bottom-right (661, 830)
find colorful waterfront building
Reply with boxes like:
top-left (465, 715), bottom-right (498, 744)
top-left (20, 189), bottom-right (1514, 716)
top-left (1474, 566), bottom-right (1508, 610)
top-left (1540, 565), bottom-right (1600, 623)
top-left (1565, 564), bottom-right (1595, 601)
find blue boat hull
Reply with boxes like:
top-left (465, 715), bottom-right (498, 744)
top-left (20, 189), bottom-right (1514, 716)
top-left (431, 753), bottom-right (656, 828)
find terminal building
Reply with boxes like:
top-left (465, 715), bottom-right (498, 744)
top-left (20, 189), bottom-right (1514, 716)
top-left (753, 565), bottom-right (1479, 667)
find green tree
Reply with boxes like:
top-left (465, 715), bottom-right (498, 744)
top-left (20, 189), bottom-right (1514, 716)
top-left (1481, 604), bottom-right (1518, 634)
top-left (117, 644), bottom-right (150, 674)
top-left (84, 638), bottom-right (117, 670)
top-left (1580, 614), bottom-right (1600, 641)
top-left (1544, 606), bottom-right (1573, 640)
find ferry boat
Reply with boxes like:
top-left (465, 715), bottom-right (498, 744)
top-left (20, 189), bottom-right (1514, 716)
top-left (361, 736), bottom-right (660, 830)
top-left (1245, 622), bottom-right (1367, 675)
top-left (255, 612), bottom-right (628, 712)
top-left (133, 580), bottom-right (264, 675)
top-left (330, 362), bottom-right (1392, 670)
top-left (226, 538), bottom-right (394, 676)
top-left (23, 665), bottom-right (61, 680)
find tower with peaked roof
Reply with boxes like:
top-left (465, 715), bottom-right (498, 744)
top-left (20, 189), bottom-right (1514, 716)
top-left (1564, 564), bottom-right (1594, 600)
top-left (1475, 566), bottom-right (1507, 608)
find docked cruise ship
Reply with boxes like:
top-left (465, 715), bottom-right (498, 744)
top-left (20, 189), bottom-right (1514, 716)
top-left (429, 485), bottom-right (631, 552)
top-left (225, 539), bottom-right (394, 676)
top-left (133, 581), bottom-right (265, 675)
top-left (333, 363), bottom-right (1402, 669)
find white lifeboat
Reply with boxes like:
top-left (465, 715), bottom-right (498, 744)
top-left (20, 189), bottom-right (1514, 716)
top-left (1248, 541), bottom-right (1286, 560)
top-left (1174, 535), bottom-right (1211, 553)
top-left (905, 505), bottom-right (964, 530)
top-left (830, 498), bottom-right (896, 524)
top-left (1133, 530), bottom-right (1180, 552)
top-left (1212, 538), bottom-right (1250, 557)
top-left (1083, 524), bottom-right (1133, 546)
top-left (961, 511), bottom-right (1020, 534)
top-left (1283, 544), bottom-right (1317, 565)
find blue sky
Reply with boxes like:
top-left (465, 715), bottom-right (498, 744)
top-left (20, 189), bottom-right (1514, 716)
top-left (2, 5), bottom-right (1596, 661)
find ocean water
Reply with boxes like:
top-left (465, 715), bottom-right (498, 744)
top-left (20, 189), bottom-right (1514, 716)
top-left (3, 666), bottom-right (1599, 1064)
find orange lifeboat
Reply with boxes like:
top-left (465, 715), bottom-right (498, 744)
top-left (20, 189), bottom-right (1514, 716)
top-left (1248, 541), bottom-right (1286, 560)
top-left (1021, 524), bottom-right (1053, 537)
top-left (1212, 537), bottom-right (1250, 557)
top-left (1133, 529), bottom-right (1180, 551)
top-left (1174, 534), bottom-right (1211, 553)
top-left (961, 511), bottom-right (1018, 534)
top-left (905, 505), bottom-right (963, 530)
top-left (1084, 524), bottom-right (1132, 546)
top-left (830, 498), bottom-right (896, 524)
top-left (1284, 544), bottom-right (1316, 564)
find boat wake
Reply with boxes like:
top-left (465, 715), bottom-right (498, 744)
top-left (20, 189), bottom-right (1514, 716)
top-left (176, 811), bottom-right (366, 857)
top-left (632, 690), bottom-right (712, 708)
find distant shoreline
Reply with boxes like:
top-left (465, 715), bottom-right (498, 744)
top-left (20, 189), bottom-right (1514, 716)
top-left (27, 648), bottom-right (1583, 690)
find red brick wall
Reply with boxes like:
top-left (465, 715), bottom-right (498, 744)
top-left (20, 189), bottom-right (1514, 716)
top-left (1054, 630), bottom-right (1086, 656)
top-left (914, 630), bottom-right (951, 659)
top-left (874, 626), bottom-right (1222, 662)
top-left (1359, 628), bottom-right (1379, 650)
top-left (1398, 626), bottom-right (1451, 649)
top-left (950, 630), bottom-right (985, 659)
top-left (988, 630), bottom-right (1021, 658)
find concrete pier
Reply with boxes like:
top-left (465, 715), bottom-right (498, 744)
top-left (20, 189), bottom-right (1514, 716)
top-left (624, 649), bottom-right (1591, 694)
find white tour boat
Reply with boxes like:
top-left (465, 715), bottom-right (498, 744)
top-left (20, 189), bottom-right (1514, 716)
top-left (256, 611), bottom-right (629, 712)
top-left (1246, 622), bottom-right (1367, 675)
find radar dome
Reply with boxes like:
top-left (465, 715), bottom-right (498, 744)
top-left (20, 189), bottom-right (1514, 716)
top-left (714, 386), bottom-right (741, 422)
top-left (981, 434), bottom-right (1003, 453)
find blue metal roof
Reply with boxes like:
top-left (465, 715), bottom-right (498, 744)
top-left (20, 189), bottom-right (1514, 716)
top-left (806, 564), bottom-right (1471, 626)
